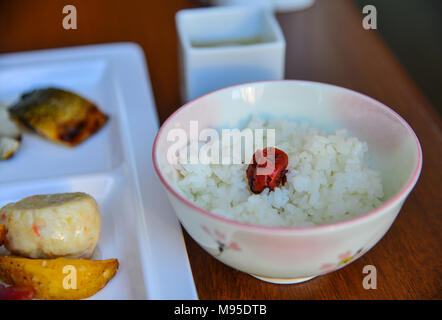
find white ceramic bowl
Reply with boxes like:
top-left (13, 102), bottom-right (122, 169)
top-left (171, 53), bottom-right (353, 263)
top-left (153, 80), bottom-right (422, 284)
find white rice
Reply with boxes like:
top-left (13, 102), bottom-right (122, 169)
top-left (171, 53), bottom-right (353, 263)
top-left (168, 116), bottom-right (384, 227)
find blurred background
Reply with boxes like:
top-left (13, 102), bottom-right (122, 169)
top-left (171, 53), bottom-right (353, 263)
top-left (0, 0), bottom-right (440, 115)
top-left (355, 0), bottom-right (442, 114)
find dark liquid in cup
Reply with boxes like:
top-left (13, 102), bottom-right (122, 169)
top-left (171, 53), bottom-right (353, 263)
top-left (191, 36), bottom-right (269, 48)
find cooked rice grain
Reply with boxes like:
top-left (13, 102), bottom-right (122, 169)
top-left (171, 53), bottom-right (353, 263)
top-left (169, 116), bottom-right (384, 227)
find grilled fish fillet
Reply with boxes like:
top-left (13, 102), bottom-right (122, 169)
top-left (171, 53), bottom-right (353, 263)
top-left (9, 88), bottom-right (108, 147)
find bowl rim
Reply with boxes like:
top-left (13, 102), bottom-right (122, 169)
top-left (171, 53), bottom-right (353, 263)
top-left (152, 80), bottom-right (423, 233)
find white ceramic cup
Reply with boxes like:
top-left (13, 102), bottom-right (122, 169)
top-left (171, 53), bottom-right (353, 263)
top-left (210, 0), bottom-right (274, 9)
top-left (176, 6), bottom-right (285, 103)
top-left (209, 0), bottom-right (316, 12)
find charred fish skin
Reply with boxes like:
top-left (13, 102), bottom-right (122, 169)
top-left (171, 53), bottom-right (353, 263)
top-left (9, 88), bottom-right (109, 147)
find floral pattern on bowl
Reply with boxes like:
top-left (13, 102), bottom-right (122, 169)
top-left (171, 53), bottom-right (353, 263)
top-left (320, 248), bottom-right (366, 274)
top-left (201, 224), bottom-right (241, 255)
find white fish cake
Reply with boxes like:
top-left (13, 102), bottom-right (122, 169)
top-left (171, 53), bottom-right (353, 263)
top-left (0, 193), bottom-right (101, 259)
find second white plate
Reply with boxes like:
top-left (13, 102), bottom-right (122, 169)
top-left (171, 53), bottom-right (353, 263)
top-left (0, 43), bottom-right (197, 299)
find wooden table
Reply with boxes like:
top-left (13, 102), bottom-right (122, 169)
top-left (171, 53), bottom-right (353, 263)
top-left (1, 0), bottom-right (440, 299)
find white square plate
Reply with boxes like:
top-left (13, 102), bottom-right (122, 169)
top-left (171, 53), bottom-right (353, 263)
top-left (0, 43), bottom-right (197, 299)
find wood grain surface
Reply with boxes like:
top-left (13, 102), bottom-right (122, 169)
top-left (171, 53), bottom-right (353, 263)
top-left (1, 0), bottom-right (440, 299)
